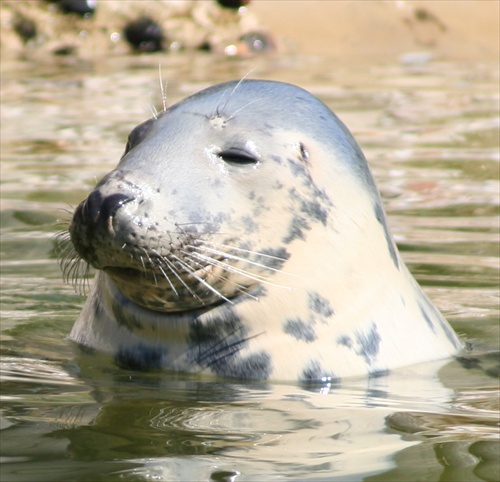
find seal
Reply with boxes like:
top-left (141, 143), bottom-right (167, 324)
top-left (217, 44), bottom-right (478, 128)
top-left (59, 79), bottom-right (463, 381)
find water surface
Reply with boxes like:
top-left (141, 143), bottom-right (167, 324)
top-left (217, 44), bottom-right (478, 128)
top-left (1, 54), bottom-right (499, 481)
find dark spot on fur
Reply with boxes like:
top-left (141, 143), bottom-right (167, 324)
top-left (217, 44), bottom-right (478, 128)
top-left (259, 246), bottom-right (290, 270)
top-left (91, 297), bottom-right (104, 320)
top-left (374, 203), bottom-right (399, 269)
top-left (260, 246), bottom-right (289, 259)
top-left (337, 335), bottom-right (353, 348)
top-left (368, 369), bottom-right (390, 379)
top-left (214, 211), bottom-right (230, 224)
top-left (356, 323), bottom-right (381, 365)
top-left (115, 344), bottom-right (165, 371)
top-left (313, 185), bottom-right (333, 205)
top-left (232, 285), bottom-right (268, 304)
top-left (188, 310), bottom-right (244, 357)
top-left (300, 199), bottom-right (328, 225)
top-left (284, 318), bottom-right (317, 342)
top-left (217, 351), bottom-right (272, 379)
top-left (187, 207), bottom-right (229, 229)
top-left (212, 178), bottom-right (224, 190)
top-left (418, 295), bottom-right (460, 350)
top-left (111, 295), bottom-right (144, 331)
top-left (309, 292), bottom-right (334, 318)
top-left (418, 298), bottom-right (436, 333)
top-left (237, 240), bottom-right (253, 251)
top-left (283, 215), bottom-right (310, 244)
top-left (252, 195), bottom-right (269, 217)
top-left (247, 285), bottom-right (268, 299)
top-left (437, 314), bottom-right (462, 350)
top-left (287, 157), bottom-right (310, 180)
top-left (300, 360), bottom-right (339, 382)
top-left (188, 308), bottom-right (268, 378)
top-left (241, 215), bottom-right (258, 234)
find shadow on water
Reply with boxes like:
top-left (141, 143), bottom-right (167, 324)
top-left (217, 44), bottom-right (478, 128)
top-left (1, 54), bottom-right (499, 481)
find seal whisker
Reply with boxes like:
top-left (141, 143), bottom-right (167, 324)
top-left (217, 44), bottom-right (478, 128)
top-left (209, 242), bottom-right (288, 261)
top-left (142, 250), bottom-right (159, 285)
top-left (212, 88), bottom-right (230, 118)
top-left (158, 63), bottom-right (168, 112)
top-left (228, 70), bottom-right (254, 98)
top-left (156, 263), bottom-right (179, 298)
top-left (175, 249), bottom-right (261, 301)
top-left (137, 252), bottom-right (148, 276)
top-left (195, 330), bottom-right (264, 368)
top-left (57, 206), bottom-right (76, 219)
top-left (153, 251), bottom-right (202, 302)
top-left (183, 250), bottom-right (293, 291)
top-left (225, 98), bottom-right (261, 122)
top-left (191, 243), bottom-right (297, 277)
top-left (55, 232), bottom-right (75, 271)
top-left (149, 101), bottom-right (159, 120)
top-left (214, 69), bottom-right (254, 118)
top-left (169, 253), bottom-right (234, 304)
top-left (65, 262), bottom-right (90, 295)
top-left (56, 231), bottom-right (91, 295)
top-left (195, 334), bottom-right (244, 367)
top-left (189, 245), bottom-right (279, 276)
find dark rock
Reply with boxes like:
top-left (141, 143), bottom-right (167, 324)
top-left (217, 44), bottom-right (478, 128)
top-left (57, 0), bottom-right (97, 18)
top-left (123, 17), bottom-right (165, 53)
top-left (217, 0), bottom-right (250, 10)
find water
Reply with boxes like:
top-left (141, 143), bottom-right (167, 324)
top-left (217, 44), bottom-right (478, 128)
top-left (1, 54), bottom-right (499, 481)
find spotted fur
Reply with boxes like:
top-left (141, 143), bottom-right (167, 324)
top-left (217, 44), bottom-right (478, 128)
top-left (59, 79), bottom-right (462, 381)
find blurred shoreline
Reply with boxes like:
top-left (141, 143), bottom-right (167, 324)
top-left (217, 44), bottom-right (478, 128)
top-left (1, 1), bottom-right (498, 62)
top-left (254, 0), bottom-right (500, 62)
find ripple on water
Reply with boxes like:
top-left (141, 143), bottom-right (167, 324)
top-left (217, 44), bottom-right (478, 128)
top-left (0, 57), bottom-right (498, 481)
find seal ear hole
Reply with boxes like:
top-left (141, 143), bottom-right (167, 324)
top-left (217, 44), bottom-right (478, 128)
top-left (219, 149), bottom-right (258, 166)
top-left (299, 143), bottom-right (310, 161)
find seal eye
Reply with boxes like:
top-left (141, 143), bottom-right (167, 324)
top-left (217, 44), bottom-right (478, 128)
top-left (219, 149), bottom-right (258, 166)
top-left (122, 118), bottom-right (156, 157)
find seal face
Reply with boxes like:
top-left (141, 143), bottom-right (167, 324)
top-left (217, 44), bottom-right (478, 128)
top-left (60, 79), bottom-right (462, 381)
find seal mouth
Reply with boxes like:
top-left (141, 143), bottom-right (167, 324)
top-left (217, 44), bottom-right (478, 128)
top-left (102, 257), bottom-right (249, 312)
top-left (104, 264), bottom-right (213, 285)
top-left (105, 266), bottom-right (162, 282)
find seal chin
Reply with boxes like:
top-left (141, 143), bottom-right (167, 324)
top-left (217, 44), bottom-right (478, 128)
top-left (104, 262), bottom-right (250, 312)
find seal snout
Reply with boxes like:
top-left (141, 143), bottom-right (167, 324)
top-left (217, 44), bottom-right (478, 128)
top-left (69, 189), bottom-right (136, 269)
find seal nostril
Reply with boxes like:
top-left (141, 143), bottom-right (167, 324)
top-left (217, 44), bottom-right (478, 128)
top-left (82, 191), bottom-right (103, 224)
top-left (99, 193), bottom-right (135, 222)
top-left (81, 191), bottom-right (135, 225)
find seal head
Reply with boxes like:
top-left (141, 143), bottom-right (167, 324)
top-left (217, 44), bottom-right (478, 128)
top-left (62, 79), bottom-right (462, 380)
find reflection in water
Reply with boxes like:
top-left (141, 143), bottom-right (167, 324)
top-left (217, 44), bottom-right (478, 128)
top-left (0, 56), bottom-right (498, 481)
top-left (1, 351), bottom-right (498, 481)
